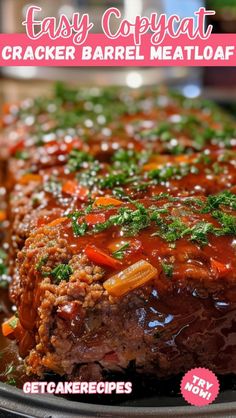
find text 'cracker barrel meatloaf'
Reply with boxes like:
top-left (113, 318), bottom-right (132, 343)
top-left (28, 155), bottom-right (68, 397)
top-left (1, 84), bottom-right (236, 382)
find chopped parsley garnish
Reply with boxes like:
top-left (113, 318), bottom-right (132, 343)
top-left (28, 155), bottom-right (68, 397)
top-left (137, 107), bottom-right (236, 153)
top-left (99, 172), bottom-right (129, 189)
top-left (0, 249), bottom-right (9, 288)
top-left (112, 149), bottom-right (149, 166)
top-left (4, 362), bottom-right (15, 377)
top-left (94, 203), bottom-right (151, 236)
top-left (212, 211), bottom-right (236, 235)
top-left (148, 163), bottom-right (198, 183)
top-left (195, 153), bottom-right (212, 165)
top-left (51, 264), bottom-right (73, 284)
top-left (35, 255), bottom-right (48, 272)
top-left (112, 188), bottom-right (129, 199)
top-left (13, 84), bottom-right (236, 157)
top-left (154, 215), bottom-right (230, 245)
top-left (7, 377), bottom-right (17, 386)
top-left (67, 150), bottom-right (94, 172)
top-left (1, 361), bottom-right (17, 385)
top-left (67, 191), bottom-right (236, 246)
top-left (0, 249), bottom-right (7, 276)
top-left (203, 191), bottom-right (236, 212)
top-left (112, 243), bottom-right (130, 259)
top-left (67, 211), bottom-right (88, 236)
top-left (8, 316), bottom-right (18, 330)
top-left (76, 161), bottom-right (101, 187)
top-left (212, 162), bottom-right (224, 175)
top-left (153, 216), bottom-right (190, 242)
top-left (139, 122), bottom-right (172, 141)
top-left (0, 278), bottom-right (9, 289)
top-left (14, 150), bottom-right (29, 160)
top-left (190, 221), bottom-right (215, 245)
top-left (44, 177), bottom-right (62, 195)
top-left (113, 149), bottom-right (137, 163)
top-left (161, 262), bottom-right (174, 278)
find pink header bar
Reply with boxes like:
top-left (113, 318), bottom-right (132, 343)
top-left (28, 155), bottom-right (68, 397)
top-left (0, 33), bottom-right (235, 66)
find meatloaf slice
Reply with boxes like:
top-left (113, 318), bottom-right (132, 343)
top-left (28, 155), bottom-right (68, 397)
top-left (11, 192), bottom-right (236, 379)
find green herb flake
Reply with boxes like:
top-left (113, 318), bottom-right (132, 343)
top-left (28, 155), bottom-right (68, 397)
top-left (8, 316), bottom-right (18, 330)
top-left (7, 377), bottom-right (17, 386)
top-left (14, 150), bottom-right (29, 160)
top-left (35, 255), bottom-right (48, 272)
top-left (203, 191), bottom-right (236, 212)
top-left (4, 363), bottom-right (15, 377)
top-left (44, 177), bottom-right (62, 195)
top-left (212, 162), bottom-right (224, 175)
top-left (67, 150), bottom-right (94, 172)
top-left (67, 211), bottom-right (88, 236)
top-left (148, 163), bottom-right (198, 183)
top-left (190, 222), bottom-right (215, 245)
top-left (213, 211), bottom-right (236, 235)
top-left (161, 262), bottom-right (174, 278)
top-left (0, 249), bottom-right (7, 277)
top-left (112, 243), bottom-right (130, 259)
top-left (51, 264), bottom-right (73, 284)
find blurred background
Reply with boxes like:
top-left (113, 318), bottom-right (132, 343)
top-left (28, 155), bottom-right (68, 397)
top-left (0, 0), bottom-right (235, 107)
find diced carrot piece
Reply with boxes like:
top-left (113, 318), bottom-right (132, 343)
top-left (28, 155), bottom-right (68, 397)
top-left (62, 180), bottom-right (89, 201)
top-left (2, 103), bottom-right (11, 115)
top-left (18, 173), bottom-right (42, 185)
top-left (210, 258), bottom-right (229, 278)
top-left (103, 259), bottom-right (158, 297)
top-left (0, 211), bottom-right (6, 222)
top-left (142, 156), bottom-right (169, 171)
top-left (142, 163), bottom-right (164, 171)
top-left (46, 217), bottom-right (68, 227)
top-left (2, 322), bottom-right (13, 337)
top-left (94, 197), bottom-right (122, 207)
top-left (175, 155), bottom-right (194, 163)
top-left (2, 315), bottom-right (19, 337)
top-left (85, 245), bottom-right (121, 269)
top-left (85, 213), bottom-right (106, 225)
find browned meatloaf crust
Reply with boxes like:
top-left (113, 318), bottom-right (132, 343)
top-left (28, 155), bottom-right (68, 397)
top-left (1, 85), bottom-right (236, 381)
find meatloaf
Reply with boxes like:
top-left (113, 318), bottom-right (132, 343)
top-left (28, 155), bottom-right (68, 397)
top-left (2, 85), bottom-right (236, 184)
top-left (1, 84), bottom-right (236, 382)
top-left (13, 193), bottom-right (236, 379)
top-left (9, 149), bottom-right (236, 256)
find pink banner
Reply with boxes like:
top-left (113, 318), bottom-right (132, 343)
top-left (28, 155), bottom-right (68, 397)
top-left (0, 33), bottom-right (235, 66)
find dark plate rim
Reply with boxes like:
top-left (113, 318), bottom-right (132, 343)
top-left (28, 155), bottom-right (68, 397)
top-left (1, 382), bottom-right (236, 418)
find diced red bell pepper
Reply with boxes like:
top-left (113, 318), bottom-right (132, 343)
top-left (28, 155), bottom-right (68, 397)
top-left (85, 213), bottom-right (106, 225)
top-left (210, 258), bottom-right (229, 278)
